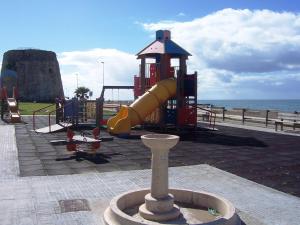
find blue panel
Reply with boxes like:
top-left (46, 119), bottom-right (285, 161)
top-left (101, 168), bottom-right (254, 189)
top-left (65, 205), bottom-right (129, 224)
top-left (1, 69), bottom-right (18, 93)
top-left (165, 40), bottom-right (191, 56)
top-left (165, 109), bottom-right (176, 124)
top-left (155, 55), bottom-right (161, 63)
top-left (156, 30), bottom-right (164, 40)
top-left (184, 76), bottom-right (196, 96)
top-left (1, 69), bottom-right (17, 77)
top-left (64, 98), bottom-right (78, 119)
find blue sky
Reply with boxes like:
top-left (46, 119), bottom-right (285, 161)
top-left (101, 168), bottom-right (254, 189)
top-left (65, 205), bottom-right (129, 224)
top-left (1, 0), bottom-right (300, 99)
top-left (1, 0), bottom-right (299, 53)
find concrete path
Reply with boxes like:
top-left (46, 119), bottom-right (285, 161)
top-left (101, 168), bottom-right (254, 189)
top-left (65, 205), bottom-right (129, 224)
top-left (0, 125), bottom-right (19, 179)
top-left (209, 120), bottom-right (300, 136)
top-left (1, 125), bottom-right (300, 225)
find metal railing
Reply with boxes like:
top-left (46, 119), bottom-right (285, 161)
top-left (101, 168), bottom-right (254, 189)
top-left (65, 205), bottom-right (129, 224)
top-left (46, 105), bottom-right (72, 133)
top-left (197, 106), bottom-right (217, 130)
top-left (32, 104), bottom-right (55, 131)
top-left (33, 101), bottom-right (74, 132)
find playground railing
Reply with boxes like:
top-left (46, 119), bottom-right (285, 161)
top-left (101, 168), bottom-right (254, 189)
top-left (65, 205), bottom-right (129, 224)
top-left (32, 104), bottom-right (56, 131)
top-left (46, 100), bottom-right (76, 133)
top-left (47, 107), bottom-right (64, 133)
top-left (197, 106), bottom-right (216, 130)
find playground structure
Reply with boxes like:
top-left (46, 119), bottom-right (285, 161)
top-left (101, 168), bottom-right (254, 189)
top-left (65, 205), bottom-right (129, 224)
top-left (97, 85), bottom-right (134, 127)
top-left (106, 30), bottom-right (197, 134)
top-left (33, 30), bottom-right (203, 135)
top-left (32, 88), bottom-right (125, 133)
top-left (107, 78), bottom-right (176, 134)
top-left (0, 86), bottom-right (21, 123)
top-left (33, 97), bottom-right (101, 133)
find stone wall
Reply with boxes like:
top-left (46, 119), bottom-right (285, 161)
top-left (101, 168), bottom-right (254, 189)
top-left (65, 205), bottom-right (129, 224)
top-left (1, 49), bottom-right (64, 102)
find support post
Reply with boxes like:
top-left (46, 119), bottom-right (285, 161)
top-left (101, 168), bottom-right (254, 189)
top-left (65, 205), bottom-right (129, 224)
top-left (96, 97), bottom-right (104, 127)
top-left (266, 110), bottom-right (269, 127)
top-left (55, 99), bottom-right (60, 124)
top-left (140, 57), bottom-right (146, 95)
top-left (194, 72), bottom-right (198, 130)
top-left (176, 56), bottom-right (187, 129)
top-left (1, 99), bottom-right (4, 120)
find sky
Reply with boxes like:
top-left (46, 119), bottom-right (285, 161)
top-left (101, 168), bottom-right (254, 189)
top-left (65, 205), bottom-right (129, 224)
top-left (0, 0), bottom-right (300, 100)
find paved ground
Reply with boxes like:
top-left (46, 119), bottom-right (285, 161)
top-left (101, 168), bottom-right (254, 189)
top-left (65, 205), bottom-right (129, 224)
top-left (1, 124), bottom-right (300, 225)
top-left (15, 116), bottom-right (300, 198)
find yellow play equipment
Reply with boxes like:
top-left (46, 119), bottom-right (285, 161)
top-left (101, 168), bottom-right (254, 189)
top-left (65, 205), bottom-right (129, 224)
top-left (107, 78), bottom-right (176, 134)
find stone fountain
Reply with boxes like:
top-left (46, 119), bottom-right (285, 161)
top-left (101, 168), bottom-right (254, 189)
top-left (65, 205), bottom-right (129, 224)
top-left (103, 134), bottom-right (241, 225)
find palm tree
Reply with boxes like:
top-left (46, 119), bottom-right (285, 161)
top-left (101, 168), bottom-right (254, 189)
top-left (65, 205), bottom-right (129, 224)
top-left (74, 86), bottom-right (90, 99)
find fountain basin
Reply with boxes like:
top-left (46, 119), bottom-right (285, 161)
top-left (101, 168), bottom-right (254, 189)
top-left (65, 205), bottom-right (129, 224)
top-left (141, 134), bottom-right (179, 151)
top-left (103, 188), bottom-right (241, 225)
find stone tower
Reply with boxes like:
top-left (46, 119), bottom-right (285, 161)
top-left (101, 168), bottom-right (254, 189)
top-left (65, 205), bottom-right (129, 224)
top-left (0, 49), bottom-right (64, 102)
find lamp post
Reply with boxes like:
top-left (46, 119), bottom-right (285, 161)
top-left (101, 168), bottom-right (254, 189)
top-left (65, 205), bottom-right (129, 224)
top-left (101, 61), bottom-right (105, 88)
top-left (76, 73), bottom-right (78, 88)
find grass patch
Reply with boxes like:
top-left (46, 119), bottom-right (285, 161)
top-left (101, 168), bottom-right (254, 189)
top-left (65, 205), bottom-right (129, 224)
top-left (18, 102), bottom-right (118, 116)
top-left (19, 102), bottom-right (56, 115)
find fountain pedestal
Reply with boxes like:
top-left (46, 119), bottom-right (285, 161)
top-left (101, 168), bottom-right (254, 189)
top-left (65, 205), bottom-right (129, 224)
top-left (138, 134), bottom-right (180, 222)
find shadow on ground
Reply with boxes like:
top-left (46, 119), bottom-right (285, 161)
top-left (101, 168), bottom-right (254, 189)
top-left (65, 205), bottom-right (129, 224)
top-left (56, 152), bottom-right (121, 164)
top-left (181, 131), bottom-right (268, 147)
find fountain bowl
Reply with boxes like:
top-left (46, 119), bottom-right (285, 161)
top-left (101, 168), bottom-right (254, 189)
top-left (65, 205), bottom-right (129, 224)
top-left (103, 188), bottom-right (241, 225)
top-left (141, 134), bottom-right (179, 150)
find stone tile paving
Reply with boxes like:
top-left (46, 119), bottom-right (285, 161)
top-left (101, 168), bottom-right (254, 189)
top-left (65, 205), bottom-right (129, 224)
top-left (0, 125), bottom-right (20, 179)
top-left (1, 124), bottom-right (300, 224)
top-left (16, 116), bottom-right (300, 198)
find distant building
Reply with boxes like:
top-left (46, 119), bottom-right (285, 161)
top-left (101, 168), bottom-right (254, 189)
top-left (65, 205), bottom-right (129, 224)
top-left (0, 49), bottom-right (64, 102)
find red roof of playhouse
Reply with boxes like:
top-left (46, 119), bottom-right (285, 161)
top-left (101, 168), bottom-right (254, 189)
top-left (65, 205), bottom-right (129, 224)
top-left (137, 30), bottom-right (191, 57)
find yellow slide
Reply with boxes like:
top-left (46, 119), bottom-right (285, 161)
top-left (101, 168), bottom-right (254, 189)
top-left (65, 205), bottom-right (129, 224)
top-left (107, 78), bottom-right (176, 134)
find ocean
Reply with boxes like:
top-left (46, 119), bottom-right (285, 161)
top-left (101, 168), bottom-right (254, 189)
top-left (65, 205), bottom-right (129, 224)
top-left (198, 99), bottom-right (300, 112)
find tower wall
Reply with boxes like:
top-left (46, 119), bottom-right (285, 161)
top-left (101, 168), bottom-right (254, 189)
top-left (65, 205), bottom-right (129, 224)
top-left (1, 49), bottom-right (64, 102)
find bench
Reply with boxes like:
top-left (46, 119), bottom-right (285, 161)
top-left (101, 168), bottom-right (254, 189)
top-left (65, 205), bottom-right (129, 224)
top-left (274, 112), bottom-right (300, 131)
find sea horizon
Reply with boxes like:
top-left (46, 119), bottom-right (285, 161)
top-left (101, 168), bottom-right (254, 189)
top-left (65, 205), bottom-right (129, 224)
top-left (198, 99), bottom-right (300, 112)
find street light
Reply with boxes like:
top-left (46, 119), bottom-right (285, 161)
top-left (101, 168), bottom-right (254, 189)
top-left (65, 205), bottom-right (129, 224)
top-left (76, 73), bottom-right (79, 88)
top-left (101, 61), bottom-right (105, 88)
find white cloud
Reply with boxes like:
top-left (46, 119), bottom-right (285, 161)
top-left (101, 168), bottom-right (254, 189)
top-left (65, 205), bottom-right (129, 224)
top-left (58, 48), bottom-right (138, 99)
top-left (141, 8), bottom-right (300, 99)
top-left (56, 9), bottom-right (300, 101)
top-left (196, 68), bottom-right (300, 99)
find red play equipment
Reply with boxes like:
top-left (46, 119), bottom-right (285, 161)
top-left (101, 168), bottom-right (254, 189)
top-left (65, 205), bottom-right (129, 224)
top-left (133, 30), bottom-right (198, 130)
top-left (66, 127), bottom-right (101, 154)
top-left (99, 30), bottom-right (199, 132)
